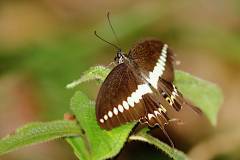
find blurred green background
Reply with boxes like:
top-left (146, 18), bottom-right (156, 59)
top-left (0, 1), bottom-right (239, 160)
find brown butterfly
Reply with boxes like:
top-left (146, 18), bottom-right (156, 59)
top-left (95, 13), bottom-right (201, 147)
top-left (96, 39), bottom-right (200, 123)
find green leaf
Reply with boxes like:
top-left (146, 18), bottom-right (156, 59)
top-left (0, 120), bottom-right (81, 156)
top-left (66, 66), bottom-right (110, 89)
top-left (129, 129), bottom-right (189, 160)
top-left (67, 91), bottom-right (136, 160)
top-left (174, 70), bottom-right (223, 126)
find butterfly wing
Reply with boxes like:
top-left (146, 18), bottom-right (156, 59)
top-left (158, 79), bottom-right (202, 113)
top-left (128, 39), bottom-right (175, 84)
top-left (128, 39), bottom-right (200, 113)
top-left (158, 79), bottom-right (183, 111)
top-left (96, 63), bottom-right (147, 130)
top-left (139, 93), bottom-right (175, 147)
top-left (128, 39), bottom-right (179, 111)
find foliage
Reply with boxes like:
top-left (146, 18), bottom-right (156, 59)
top-left (174, 70), bottom-right (223, 125)
top-left (0, 65), bottom-right (223, 160)
top-left (129, 128), bottom-right (188, 160)
top-left (0, 121), bottom-right (81, 155)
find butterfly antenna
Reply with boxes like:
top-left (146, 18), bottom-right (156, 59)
top-left (107, 12), bottom-right (120, 46)
top-left (94, 30), bottom-right (121, 51)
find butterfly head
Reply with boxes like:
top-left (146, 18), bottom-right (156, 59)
top-left (114, 51), bottom-right (126, 64)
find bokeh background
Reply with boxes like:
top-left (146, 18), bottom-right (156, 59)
top-left (0, 1), bottom-right (240, 160)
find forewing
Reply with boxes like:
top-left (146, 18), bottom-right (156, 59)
top-left (96, 63), bottom-right (147, 130)
top-left (128, 39), bottom-right (174, 84)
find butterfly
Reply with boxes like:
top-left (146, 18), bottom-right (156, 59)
top-left (95, 38), bottom-right (202, 147)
